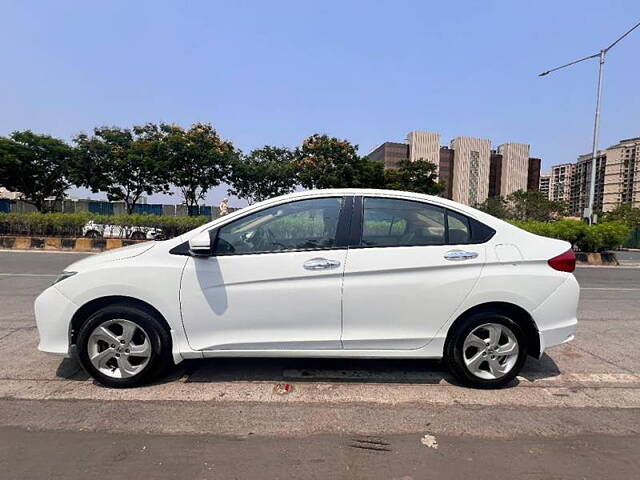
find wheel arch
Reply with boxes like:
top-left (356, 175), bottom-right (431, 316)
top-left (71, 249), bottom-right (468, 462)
top-left (445, 301), bottom-right (540, 358)
top-left (69, 295), bottom-right (172, 347)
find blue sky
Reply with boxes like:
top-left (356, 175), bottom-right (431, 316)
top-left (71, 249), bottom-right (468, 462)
top-left (1, 1), bottom-right (639, 205)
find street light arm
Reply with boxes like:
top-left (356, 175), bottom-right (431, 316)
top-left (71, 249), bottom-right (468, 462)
top-left (604, 20), bottom-right (640, 52)
top-left (538, 52), bottom-right (600, 76)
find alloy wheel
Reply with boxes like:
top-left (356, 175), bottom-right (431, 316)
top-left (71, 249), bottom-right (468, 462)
top-left (462, 323), bottom-right (519, 380)
top-left (87, 319), bottom-right (152, 379)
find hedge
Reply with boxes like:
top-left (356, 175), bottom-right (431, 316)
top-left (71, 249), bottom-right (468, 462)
top-left (0, 212), bottom-right (209, 239)
top-left (510, 219), bottom-right (631, 252)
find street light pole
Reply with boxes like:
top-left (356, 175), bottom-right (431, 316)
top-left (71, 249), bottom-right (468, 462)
top-left (539, 20), bottom-right (640, 224)
top-left (586, 50), bottom-right (605, 225)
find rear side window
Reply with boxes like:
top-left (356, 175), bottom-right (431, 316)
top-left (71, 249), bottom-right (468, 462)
top-left (361, 198), bottom-right (446, 247)
top-left (358, 197), bottom-right (495, 247)
top-left (447, 210), bottom-right (471, 244)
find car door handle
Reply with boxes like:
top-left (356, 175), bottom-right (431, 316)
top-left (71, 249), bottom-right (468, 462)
top-left (444, 250), bottom-right (478, 261)
top-left (303, 258), bottom-right (341, 270)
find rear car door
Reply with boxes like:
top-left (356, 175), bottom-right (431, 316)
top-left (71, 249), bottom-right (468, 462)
top-left (341, 196), bottom-right (492, 350)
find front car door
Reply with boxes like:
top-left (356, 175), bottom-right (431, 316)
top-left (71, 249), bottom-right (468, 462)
top-left (341, 195), bottom-right (493, 350)
top-left (180, 195), bottom-right (351, 352)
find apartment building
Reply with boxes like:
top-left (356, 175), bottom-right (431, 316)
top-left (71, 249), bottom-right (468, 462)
top-left (369, 130), bottom-right (542, 206)
top-left (547, 137), bottom-right (640, 216)
top-left (549, 163), bottom-right (574, 203)
top-left (539, 173), bottom-right (551, 198)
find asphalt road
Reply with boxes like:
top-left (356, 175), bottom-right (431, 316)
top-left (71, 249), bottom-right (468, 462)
top-left (1, 250), bottom-right (639, 479)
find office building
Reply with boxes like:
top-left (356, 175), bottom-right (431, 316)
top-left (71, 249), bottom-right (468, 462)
top-left (369, 131), bottom-right (542, 206)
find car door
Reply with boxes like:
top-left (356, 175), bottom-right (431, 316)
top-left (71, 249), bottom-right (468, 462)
top-left (180, 196), bottom-right (350, 352)
top-left (341, 196), bottom-right (489, 350)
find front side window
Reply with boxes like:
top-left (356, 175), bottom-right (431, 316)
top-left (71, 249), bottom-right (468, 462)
top-left (214, 197), bottom-right (343, 255)
top-left (361, 197), bottom-right (446, 247)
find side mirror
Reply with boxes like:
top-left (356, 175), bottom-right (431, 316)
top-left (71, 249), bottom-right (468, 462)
top-left (188, 231), bottom-right (212, 257)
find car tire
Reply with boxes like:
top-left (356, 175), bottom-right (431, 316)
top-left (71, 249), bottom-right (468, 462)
top-left (76, 304), bottom-right (172, 388)
top-left (85, 230), bottom-right (101, 238)
top-left (444, 312), bottom-right (528, 389)
top-left (130, 231), bottom-right (146, 241)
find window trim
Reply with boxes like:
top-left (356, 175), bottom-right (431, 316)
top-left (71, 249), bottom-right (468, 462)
top-left (210, 195), bottom-right (353, 257)
top-left (348, 195), bottom-right (495, 249)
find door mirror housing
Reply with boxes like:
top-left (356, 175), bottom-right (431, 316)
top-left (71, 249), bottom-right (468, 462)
top-left (188, 231), bottom-right (213, 257)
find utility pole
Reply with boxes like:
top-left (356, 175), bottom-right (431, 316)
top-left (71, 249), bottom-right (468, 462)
top-left (539, 20), bottom-right (640, 224)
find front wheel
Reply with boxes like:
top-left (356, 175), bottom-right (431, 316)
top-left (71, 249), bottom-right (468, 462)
top-left (445, 313), bottom-right (527, 389)
top-left (76, 304), bottom-right (172, 388)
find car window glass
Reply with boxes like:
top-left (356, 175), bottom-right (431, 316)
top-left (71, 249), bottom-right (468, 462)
top-left (214, 197), bottom-right (343, 254)
top-left (447, 210), bottom-right (471, 244)
top-left (361, 198), bottom-right (445, 247)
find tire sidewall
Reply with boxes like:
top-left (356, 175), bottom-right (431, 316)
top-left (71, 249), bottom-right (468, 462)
top-left (447, 313), bottom-right (528, 389)
top-left (76, 305), bottom-right (170, 388)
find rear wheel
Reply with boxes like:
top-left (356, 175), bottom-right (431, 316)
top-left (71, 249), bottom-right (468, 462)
top-left (84, 230), bottom-right (101, 238)
top-left (130, 231), bottom-right (146, 241)
top-left (76, 304), bottom-right (172, 388)
top-left (445, 313), bottom-right (527, 388)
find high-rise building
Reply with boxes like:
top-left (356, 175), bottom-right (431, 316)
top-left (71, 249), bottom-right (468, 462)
top-left (539, 173), bottom-right (551, 198)
top-left (548, 137), bottom-right (640, 217)
top-left (407, 131), bottom-right (440, 166)
top-left (602, 137), bottom-right (640, 210)
top-left (367, 142), bottom-right (408, 169)
top-left (549, 164), bottom-right (574, 204)
top-left (450, 136), bottom-right (491, 205)
top-left (527, 158), bottom-right (542, 192)
top-left (497, 143), bottom-right (531, 196)
top-left (368, 131), bottom-right (541, 206)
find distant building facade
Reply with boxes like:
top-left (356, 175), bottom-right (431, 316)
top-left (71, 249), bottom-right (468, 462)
top-left (539, 172), bottom-right (551, 198)
top-left (549, 163), bottom-right (573, 203)
top-left (547, 137), bottom-right (640, 216)
top-left (368, 131), bottom-right (542, 206)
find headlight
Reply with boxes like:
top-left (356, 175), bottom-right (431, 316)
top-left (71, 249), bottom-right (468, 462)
top-left (54, 271), bottom-right (77, 285)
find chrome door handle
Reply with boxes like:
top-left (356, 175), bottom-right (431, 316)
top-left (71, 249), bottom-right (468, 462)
top-left (444, 250), bottom-right (478, 261)
top-left (303, 258), bottom-right (341, 270)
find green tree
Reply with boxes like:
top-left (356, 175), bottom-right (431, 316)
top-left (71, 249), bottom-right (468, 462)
top-left (476, 196), bottom-right (510, 219)
top-left (604, 203), bottom-right (640, 227)
top-left (227, 146), bottom-right (298, 204)
top-left (382, 159), bottom-right (444, 195)
top-left (161, 123), bottom-right (237, 213)
top-left (295, 134), bottom-right (384, 189)
top-left (505, 190), bottom-right (567, 222)
top-left (0, 130), bottom-right (73, 212)
top-left (72, 124), bottom-right (171, 214)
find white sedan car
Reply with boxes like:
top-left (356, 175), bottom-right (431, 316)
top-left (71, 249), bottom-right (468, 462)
top-left (35, 189), bottom-right (579, 388)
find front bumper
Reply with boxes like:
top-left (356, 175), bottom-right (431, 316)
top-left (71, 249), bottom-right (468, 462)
top-left (34, 286), bottom-right (78, 356)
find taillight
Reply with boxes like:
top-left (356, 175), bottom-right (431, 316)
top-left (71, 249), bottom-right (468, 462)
top-left (548, 249), bottom-right (576, 273)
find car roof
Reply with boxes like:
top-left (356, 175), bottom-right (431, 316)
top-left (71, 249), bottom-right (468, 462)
top-left (275, 189), bottom-right (478, 216)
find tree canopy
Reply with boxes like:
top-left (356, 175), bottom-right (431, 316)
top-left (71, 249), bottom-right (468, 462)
top-left (476, 190), bottom-right (567, 222)
top-left (295, 134), bottom-right (384, 190)
top-left (382, 159), bottom-right (444, 196)
top-left (0, 130), bottom-right (74, 212)
top-left (160, 123), bottom-right (238, 213)
top-left (72, 124), bottom-right (171, 214)
top-left (227, 146), bottom-right (298, 204)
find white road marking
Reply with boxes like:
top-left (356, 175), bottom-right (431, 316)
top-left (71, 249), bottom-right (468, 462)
top-left (0, 273), bottom-right (57, 277)
top-left (581, 287), bottom-right (640, 291)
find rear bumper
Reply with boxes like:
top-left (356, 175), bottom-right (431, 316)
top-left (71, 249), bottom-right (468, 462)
top-left (533, 275), bottom-right (580, 357)
top-left (34, 286), bottom-right (78, 356)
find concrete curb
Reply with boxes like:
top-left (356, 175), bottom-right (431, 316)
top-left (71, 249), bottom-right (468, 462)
top-left (0, 235), bottom-right (144, 252)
